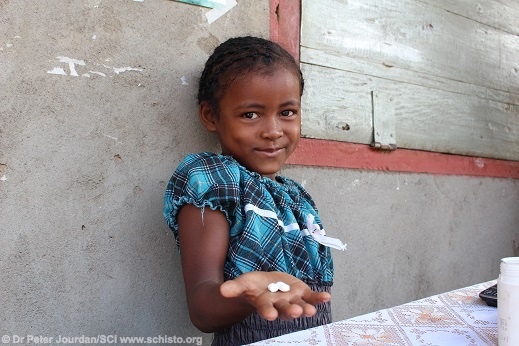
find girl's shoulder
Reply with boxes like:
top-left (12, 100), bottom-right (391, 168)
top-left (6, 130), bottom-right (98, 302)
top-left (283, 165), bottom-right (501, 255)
top-left (175, 152), bottom-right (242, 182)
top-left (178, 151), bottom-right (234, 169)
top-left (165, 152), bottom-right (244, 227)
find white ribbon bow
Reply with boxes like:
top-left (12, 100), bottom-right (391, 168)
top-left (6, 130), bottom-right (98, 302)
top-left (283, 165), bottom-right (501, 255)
top-left (301, 214), bottom-right (347, 251)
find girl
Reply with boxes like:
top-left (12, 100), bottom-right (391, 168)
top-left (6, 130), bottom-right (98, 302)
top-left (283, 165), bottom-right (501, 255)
top-left (164, 36), bottom-right (345, 345)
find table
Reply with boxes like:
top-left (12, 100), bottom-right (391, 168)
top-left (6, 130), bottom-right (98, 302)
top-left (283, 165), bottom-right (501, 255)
top-left (250, 280), bottom-right (498, 345)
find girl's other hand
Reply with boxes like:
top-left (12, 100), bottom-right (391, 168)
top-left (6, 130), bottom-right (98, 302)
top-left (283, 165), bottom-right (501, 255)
top-left (220, 271), bottom-right (331, 321)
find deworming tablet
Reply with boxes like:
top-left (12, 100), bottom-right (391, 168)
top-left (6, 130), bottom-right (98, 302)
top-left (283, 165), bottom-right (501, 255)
top-left (276, 281), bottom-right (290, 292)
top-left (267, 283), bottom-right (279, 292)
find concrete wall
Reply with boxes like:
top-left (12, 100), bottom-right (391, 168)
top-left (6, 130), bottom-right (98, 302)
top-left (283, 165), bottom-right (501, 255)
top-left (284, 166), bottom-right (519, 319)
top-left (1, 1), bottom-right (518, 345)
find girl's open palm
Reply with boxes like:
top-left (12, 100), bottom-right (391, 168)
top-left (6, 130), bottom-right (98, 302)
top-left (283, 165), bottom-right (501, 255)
top-left (220, 271), bottom-right (331, 321)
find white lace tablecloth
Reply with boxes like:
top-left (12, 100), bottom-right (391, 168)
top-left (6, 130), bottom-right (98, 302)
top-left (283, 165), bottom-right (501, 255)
top-left (250, 280), bottom-right (498, 346)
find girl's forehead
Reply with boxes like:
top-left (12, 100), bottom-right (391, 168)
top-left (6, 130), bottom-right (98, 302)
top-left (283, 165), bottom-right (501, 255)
top-left (219, 69), bottom-right (302, 107)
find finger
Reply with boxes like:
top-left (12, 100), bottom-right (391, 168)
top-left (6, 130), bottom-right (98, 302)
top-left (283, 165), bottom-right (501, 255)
top-left (302, 290), bottom-right (331, 306)
top-left (274, 299), bottom-right (303, 320)
top-left (290, 297), bottom-right (317, 317)
top-left (256, 299), bottom-right (279, 321)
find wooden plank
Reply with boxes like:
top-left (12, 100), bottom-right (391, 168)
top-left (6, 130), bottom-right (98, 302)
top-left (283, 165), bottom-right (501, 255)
top-left (372, 91), bottom-right (397, 150)
top-left (287, 139), bottom-right (519, 179)
top-left (301, 63), bottom-right (373, 144)
top-left (301, 46), bottom-right (519, 106)
top-left (301, 0), bottom-right (519, 95)
top-left (301, 63), bottom-right (519, 161)
top-left (396, 86), bottom-right (519, 160)
top-left (418, 0), bottom-right (519, 36)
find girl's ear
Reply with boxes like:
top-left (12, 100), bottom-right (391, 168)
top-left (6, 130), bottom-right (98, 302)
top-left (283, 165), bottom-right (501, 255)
top-left (199, 101), bottom-right (217, 132)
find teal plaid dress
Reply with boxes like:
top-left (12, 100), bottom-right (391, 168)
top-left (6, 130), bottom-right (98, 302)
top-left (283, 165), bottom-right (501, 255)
top-left (163, 152), bottom-right (334, 345)
top-left (164, 152), bottom-right (334, 285)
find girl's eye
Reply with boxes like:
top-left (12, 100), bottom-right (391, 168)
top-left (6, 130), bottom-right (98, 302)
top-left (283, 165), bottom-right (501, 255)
top-left (281, 110), bottom-right (295, 117)
top-left (243, 112), bottom-right (259, 119)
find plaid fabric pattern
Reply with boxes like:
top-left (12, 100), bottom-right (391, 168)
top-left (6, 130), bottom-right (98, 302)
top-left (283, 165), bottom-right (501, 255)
top-left (164, 152), bottom-right (333, 284)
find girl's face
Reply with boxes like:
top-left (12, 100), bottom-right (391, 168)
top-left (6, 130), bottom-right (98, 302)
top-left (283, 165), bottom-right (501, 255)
top-left (200, 67), bottom-right (301, 179)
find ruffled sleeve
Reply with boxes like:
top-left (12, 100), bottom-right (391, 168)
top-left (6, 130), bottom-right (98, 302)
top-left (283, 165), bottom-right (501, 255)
top-left (163, 152), bottom-right (241, 246)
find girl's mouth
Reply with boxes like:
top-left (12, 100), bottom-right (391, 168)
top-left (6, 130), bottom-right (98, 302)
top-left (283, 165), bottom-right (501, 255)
top-left (256, 147), bottom-right (284, 157)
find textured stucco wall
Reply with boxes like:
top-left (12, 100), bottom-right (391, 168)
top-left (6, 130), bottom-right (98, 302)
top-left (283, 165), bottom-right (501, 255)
top-left (1, 1), bottom-right (518, 345)
top-left (0, 0), bottom-right (268, 344)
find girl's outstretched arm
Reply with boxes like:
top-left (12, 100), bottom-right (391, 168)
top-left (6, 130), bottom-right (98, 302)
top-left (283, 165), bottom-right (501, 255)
top-left (177, 204), bottom-right (253, 332)
top-left (177, 204), bottom-right (331, 332)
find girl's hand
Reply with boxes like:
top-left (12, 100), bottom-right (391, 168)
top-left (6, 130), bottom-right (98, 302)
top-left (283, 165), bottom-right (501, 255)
top-left (220, 271), bottom-right (331, 321)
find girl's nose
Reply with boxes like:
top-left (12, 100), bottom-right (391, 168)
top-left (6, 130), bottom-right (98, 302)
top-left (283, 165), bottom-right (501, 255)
top-left (261, 117), bottom-right (283, 140)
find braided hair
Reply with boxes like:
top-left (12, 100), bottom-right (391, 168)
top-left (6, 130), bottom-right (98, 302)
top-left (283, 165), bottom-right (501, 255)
top-left (197, 36), bottom-right (304, 114)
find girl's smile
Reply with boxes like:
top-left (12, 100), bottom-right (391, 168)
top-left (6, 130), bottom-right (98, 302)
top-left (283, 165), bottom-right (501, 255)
top-left (256, 147), bottom-right (284, 157)
top-left (200, 66), bottom-right (302, 179)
